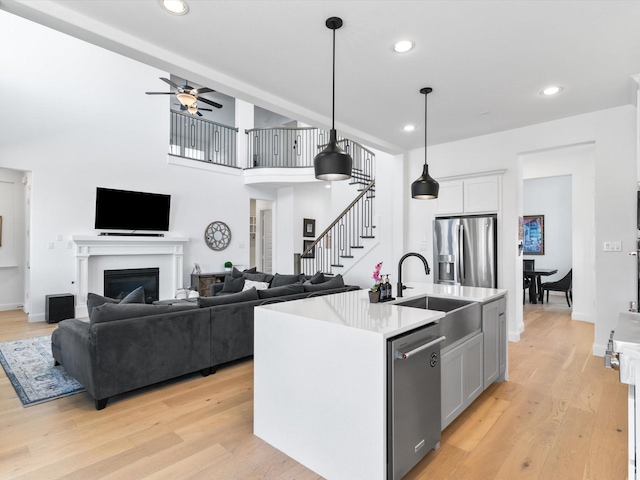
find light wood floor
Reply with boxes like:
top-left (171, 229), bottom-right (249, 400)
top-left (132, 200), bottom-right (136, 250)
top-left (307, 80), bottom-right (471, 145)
top-left (0, 302), bottom-right (628, 479)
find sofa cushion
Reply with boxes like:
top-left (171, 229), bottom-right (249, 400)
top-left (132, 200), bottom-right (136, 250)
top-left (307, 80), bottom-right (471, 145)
top-left (303, 274), bottom-right (345, 292)
top-left (243, 272), bottom-right (274, 284)
top-left (87, 286), bottom-right (147, 320)
top-left (90, 302), bottom-right (198, 324)
top-left (270, 273), bottom-right (304, 288)
top-left (243, 280), bottom-right (270, 291)
top-left (258, 283), bottom-right (305, 299)
top-left (220, 275), bottom-right (245, 294)
top-left (198, 287), bottom-right (259, 307)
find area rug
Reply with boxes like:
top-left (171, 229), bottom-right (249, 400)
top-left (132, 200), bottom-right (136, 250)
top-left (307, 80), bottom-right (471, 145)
top-left (0, 335), bottom-right (85, 407)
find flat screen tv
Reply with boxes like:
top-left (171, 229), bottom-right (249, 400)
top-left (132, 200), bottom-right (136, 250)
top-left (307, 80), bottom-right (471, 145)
top-left (94, 187), bottom-right (171, 232)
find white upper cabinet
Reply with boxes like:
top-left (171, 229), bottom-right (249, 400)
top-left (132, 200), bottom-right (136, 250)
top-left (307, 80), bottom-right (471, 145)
top-left (435, 173), bottom-right (502, 215)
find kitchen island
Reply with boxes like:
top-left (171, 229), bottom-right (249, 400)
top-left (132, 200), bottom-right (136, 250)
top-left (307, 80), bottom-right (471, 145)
top-left (253, 282), bottom-right (507, 480)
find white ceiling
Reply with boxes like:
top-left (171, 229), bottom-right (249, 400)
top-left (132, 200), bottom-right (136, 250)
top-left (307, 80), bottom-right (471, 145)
top-left (3, 0), bottom-right (640, 154)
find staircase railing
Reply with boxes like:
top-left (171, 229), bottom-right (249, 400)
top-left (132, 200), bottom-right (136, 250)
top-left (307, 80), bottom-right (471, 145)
top-left (169, 110), bottom-right (238, 166)
top-left (297, 180), bottom-right (376, 275)
top-left (246, 127), bottom-right (376, 181)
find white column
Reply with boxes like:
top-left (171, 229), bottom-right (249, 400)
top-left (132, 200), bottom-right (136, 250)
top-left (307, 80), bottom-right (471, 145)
top-left (236, 99), bottom-right (255, 169)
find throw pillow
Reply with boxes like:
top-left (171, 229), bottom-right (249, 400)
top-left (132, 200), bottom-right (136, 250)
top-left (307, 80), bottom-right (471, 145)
top-left (308, 271), bottom-right (326, 284)
top-left (232, 266), bottom-right (257, 278)
top-left (90, 303), bottom-right (197, 324)
top-left (243, 280), bottom-right (270, 291)
top-left (303, 274), bottom-right (345, 292)
top-left (198, 287), bottom-right (259, 307)
top-left (220, 275), bottom-right (245, 294)
top-left (120, 285), bottom-right (146, 304)
top-left (258, 283), bottom-right (304, 299)
top-left (86, 293), bottom-right (120, 321)
top-left (270, 273), bottom-right (304, 288)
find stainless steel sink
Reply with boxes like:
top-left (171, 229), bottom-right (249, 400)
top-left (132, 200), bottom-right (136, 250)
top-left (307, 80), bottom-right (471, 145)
top-left (396, 296), bottom-right (481, 351)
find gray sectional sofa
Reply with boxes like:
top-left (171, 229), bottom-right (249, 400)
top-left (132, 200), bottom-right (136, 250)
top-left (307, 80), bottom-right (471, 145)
top-left (51, 272), bottom-right (358, 410)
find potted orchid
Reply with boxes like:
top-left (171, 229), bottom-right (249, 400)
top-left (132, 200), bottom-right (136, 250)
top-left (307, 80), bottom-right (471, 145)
top-left (369, 262), bottom-right (383, 303)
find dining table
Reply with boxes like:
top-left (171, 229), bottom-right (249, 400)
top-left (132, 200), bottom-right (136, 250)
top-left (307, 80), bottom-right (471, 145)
top-left (525, 268), bottom-right (558, 304)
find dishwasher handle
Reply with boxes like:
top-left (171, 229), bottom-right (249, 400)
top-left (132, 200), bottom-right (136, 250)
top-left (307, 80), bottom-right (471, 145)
top-left (396, 336), bottom-right (446, 360)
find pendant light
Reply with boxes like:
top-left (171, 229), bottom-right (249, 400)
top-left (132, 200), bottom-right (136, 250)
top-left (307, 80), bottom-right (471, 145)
top-left (411, 87), bottom-right (439, 199)
top-left (314, 17), bottom-right (353, 181)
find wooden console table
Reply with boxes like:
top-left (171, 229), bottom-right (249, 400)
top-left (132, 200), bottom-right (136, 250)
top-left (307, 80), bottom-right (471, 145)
top-left (191, 271), bottom-right (231, 296)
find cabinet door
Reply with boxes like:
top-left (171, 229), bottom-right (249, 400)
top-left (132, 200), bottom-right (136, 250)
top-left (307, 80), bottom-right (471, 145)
top-left (435, 181), bottom-right (464, 215)
top-left (499, 312), bottom-right (507, 376)
top-left (482, 300), bottom-right (500, 389)
top-left (464, 176), bottom-right (499, 213)
top-left (441, 342), bottom-right (465, 430)
top-left (465, 333), bottom-right (484, 404)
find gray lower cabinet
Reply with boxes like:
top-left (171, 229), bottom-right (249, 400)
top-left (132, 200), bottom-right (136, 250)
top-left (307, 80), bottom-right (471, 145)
top-left (482, 297), bottom-right (507, 389)
top-left (441, 332), bottom-right (484, 430)
top-left (441, 294), bottom-right (507, 431)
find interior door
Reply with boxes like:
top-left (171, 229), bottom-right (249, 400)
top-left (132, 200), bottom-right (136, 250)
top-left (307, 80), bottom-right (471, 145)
top-left (261, 209), bottom-right (273, 274)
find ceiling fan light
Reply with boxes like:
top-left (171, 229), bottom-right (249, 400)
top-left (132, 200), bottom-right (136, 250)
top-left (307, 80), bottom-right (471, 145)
top-left (187, 103), bottom-right (198, 114)
top-left (176, 92), bottom-right (196, 106)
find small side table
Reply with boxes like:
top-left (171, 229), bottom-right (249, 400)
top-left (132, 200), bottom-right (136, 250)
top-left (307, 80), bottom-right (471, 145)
top-left (45, 293), bottom-right (75, 323)
top-left (190, 272), bottom-right (231, 296)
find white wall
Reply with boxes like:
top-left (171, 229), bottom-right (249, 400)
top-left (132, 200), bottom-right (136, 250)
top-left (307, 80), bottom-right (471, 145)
top-left (403, 106), bottom-right (636, 355)
top-left (0, 11), bottom-right (276, 320)
top-left (0, 168), bottom-right (27, 311)
top-left (523, 144), bottom-right (596, 323)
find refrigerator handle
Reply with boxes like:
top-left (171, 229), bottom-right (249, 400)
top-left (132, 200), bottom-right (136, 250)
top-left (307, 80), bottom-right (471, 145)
top-left (458, 224), bottom-right (464, 283)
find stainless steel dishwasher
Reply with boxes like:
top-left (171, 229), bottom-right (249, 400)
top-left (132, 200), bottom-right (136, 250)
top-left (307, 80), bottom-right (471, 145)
top-left (387, 321), bottom-right (445, 479)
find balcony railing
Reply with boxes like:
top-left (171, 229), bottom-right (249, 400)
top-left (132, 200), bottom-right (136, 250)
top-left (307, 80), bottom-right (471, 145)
top-left (169, 110), bottom-right (238, 167)
top-left (246, 127), bottom-right (375, 181)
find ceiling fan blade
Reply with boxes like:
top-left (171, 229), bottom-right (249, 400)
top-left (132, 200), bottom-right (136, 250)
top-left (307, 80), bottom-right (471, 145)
top-left (194, 87), bottom-right (214, 95)
top-left (146, 91), bottom-right (174, 95)
top-left (196, 111), bottom-right (203, 117)
top-left (197, 96), bottom-right (223, 109)
top-left (199, 107), bottom-right (213, 112)
top-left (160, 77), bottom-right (179, 89)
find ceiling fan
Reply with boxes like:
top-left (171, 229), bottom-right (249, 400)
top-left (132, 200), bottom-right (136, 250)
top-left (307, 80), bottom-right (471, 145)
top-left (173, 103), bottom-right (213, 117)
top-left (146, 77), bottom-right (223, 110)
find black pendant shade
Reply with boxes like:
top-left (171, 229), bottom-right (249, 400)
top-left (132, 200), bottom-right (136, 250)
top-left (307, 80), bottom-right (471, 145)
top-left (411, 87), bottom-right (439, 199)
top-left (314, 16), bottom-right (353, 181)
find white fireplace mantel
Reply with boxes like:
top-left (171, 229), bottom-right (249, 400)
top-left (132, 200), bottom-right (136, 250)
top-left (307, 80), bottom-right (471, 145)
top-left (72, 235), bottom-right (189, 318)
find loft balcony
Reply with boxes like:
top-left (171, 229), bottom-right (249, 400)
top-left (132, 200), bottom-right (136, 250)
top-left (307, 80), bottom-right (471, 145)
top-left (168, 109), bottom-right (375, 185)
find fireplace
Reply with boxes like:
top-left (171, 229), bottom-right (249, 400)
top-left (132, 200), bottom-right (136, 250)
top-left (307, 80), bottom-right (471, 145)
top-left (104, 268), bottom-right (159, 304)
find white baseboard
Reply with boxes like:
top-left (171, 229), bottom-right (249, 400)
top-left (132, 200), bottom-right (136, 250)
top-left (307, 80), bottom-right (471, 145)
top-left (28, 313), bottom-right (46, 323)
top-left (508, 332), bottom-right (521, 342)
top-left (571, 311), bottom-right (593, 323)
top-left (592, 343), bottom-right (606, 357)
top-left (0, 303), bottom-right (24, 312)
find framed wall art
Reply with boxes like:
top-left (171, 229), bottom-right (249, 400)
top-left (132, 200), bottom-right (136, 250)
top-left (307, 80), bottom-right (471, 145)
top-left (303, 218), bottom-right (315, 238)
top-left (523, 215), bottom-right (544, 255)
top-left (302, 240), bottom-right (315, 258)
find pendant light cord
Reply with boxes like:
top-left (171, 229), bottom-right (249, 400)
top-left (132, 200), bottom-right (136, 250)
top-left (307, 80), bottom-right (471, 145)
top-left (332, 26), bottom-right (336, 131)
top-left (424, 91), bottom-right (428, 167)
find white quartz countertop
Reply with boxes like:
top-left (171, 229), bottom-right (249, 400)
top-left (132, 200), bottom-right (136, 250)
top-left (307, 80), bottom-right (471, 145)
top-left (391, 282), bottom-right (507, 304)
top-left (256, 282), bottom-right (507, 339)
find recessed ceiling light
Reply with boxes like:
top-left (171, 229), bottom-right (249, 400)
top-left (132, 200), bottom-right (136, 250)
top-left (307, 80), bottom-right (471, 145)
top-left (393, 40), bottom-right (414, 53)
top-left (161, 0), bottom-right (189, 15)
top-left (541, 86), bottom-right (562, 96)
top-left (403, 124), bottom-right (417, 132)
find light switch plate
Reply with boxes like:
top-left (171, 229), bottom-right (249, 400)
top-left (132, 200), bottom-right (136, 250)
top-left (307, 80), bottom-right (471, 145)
top-left (604, 241), bottom-right (622, 252)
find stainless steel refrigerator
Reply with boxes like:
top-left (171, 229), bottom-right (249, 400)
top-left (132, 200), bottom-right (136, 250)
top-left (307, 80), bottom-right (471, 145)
top-left (433, 215), bottom-right (497, 288)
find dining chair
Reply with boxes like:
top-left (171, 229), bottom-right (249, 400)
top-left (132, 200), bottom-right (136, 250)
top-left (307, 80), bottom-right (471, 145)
top-left (523, 259), bottom-right (535, 272)
top-left (541, 269), bottom-right (573, 307)
top-left (523, 274), bottom-right (532, 304)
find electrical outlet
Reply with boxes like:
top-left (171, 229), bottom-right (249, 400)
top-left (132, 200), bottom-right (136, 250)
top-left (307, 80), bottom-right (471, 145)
top-left (48, 242), bottom-right (55, 250)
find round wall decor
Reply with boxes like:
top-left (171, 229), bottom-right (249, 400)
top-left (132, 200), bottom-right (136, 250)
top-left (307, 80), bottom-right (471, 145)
top-left (204, 221), bottom-right (231, 251)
